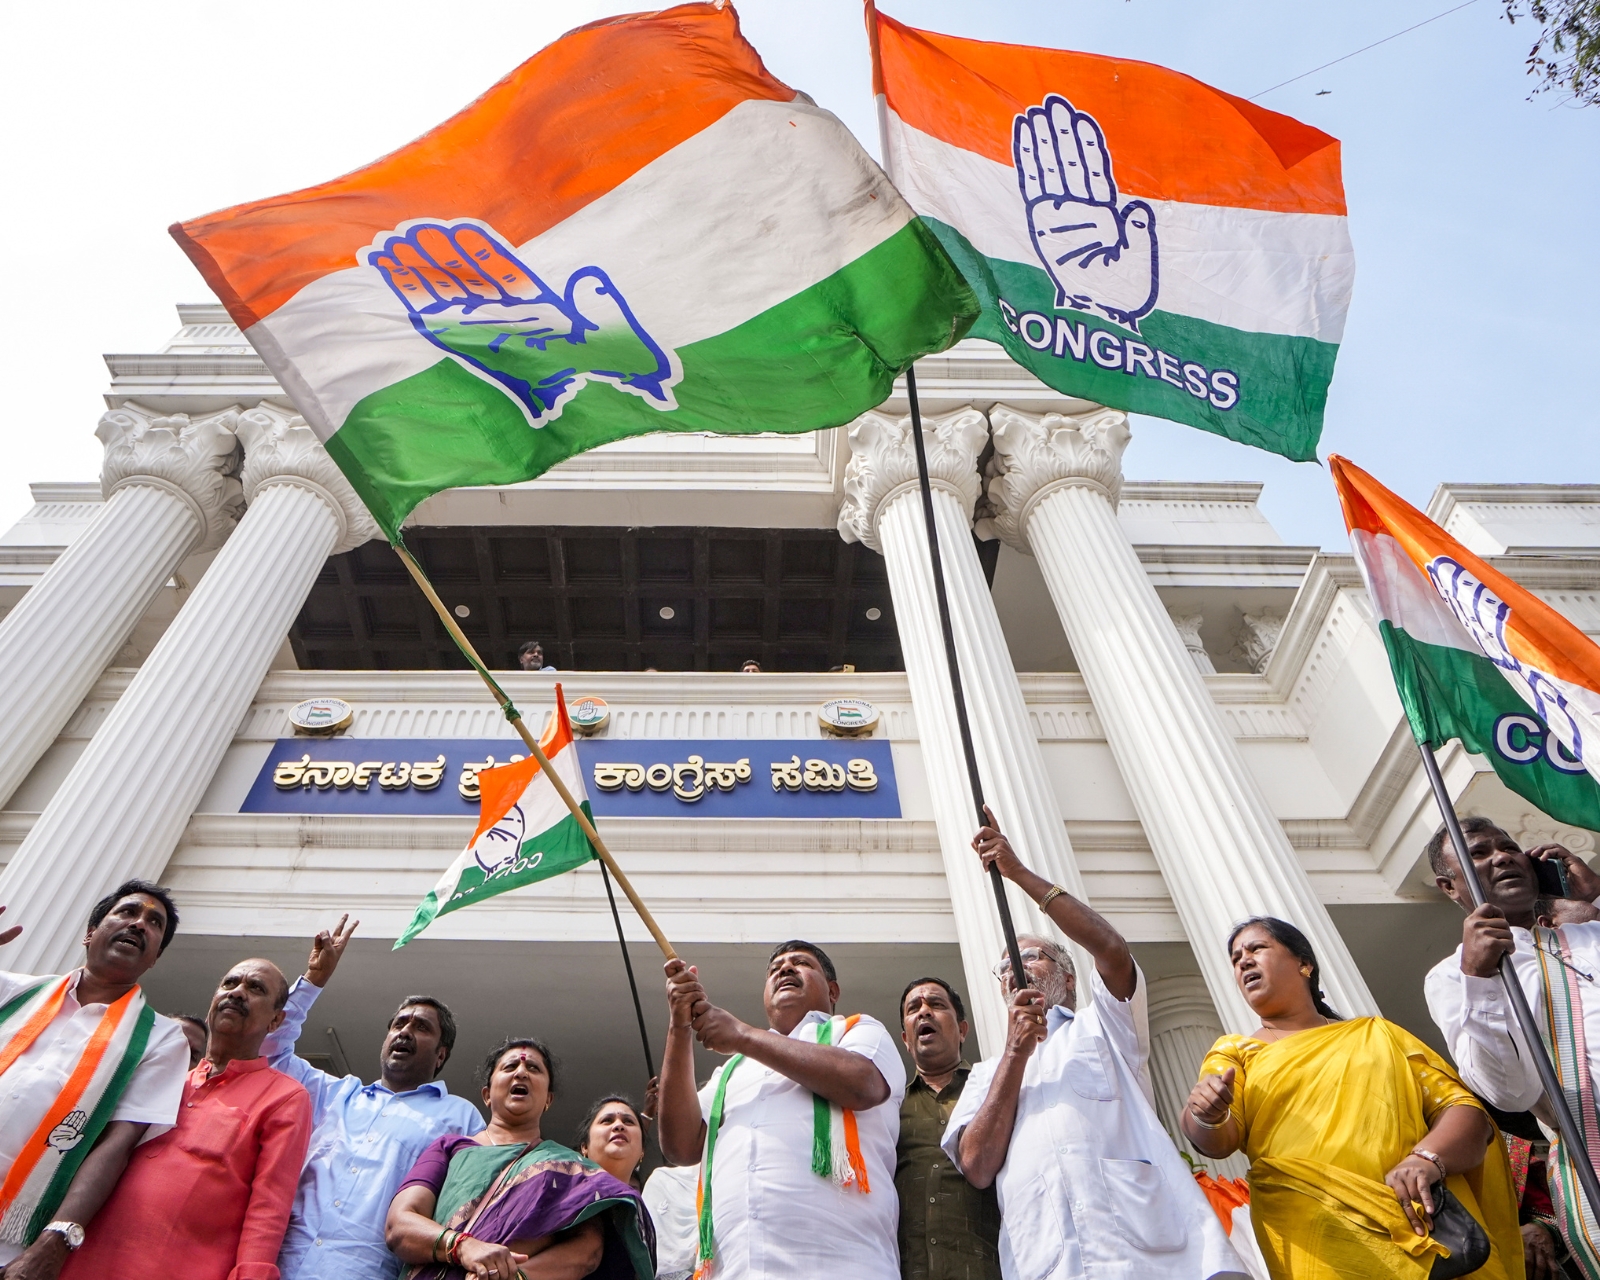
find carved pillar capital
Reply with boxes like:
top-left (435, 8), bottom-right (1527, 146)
top-left (96, 404), bottom-right (245, 553)
top-left (985, 403), bottom-right (1131, 552)
top-left (836, 406), bottom-right (988, 553)
top-left (1233, 611), bottom-right (1285, 674)
top-left (1168, 609), bottom-right (1216, 675)
top-left (236, 406), bottom-right (381, 553)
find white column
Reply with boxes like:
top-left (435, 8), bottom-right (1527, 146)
top-left (0, 407), bottom-right (243, 808)
top-left (987, 405), bottom-right (1377, 1032)
top-left (0, 408), bottom-right (379, 974)
top-left (838, 406), bottom-right (1088, 1054)
top-left (1147, 974), bottom-right (1248, 1178)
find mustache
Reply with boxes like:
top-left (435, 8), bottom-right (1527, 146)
top-left (110, 927), bottom-right (146, 952)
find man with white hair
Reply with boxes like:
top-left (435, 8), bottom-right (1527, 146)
top-left (943, 810), bottom-right (1247, 1280)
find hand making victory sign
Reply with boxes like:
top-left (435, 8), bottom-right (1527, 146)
top-left (370, 222), bottom-right (676, 419)
top-left (1013, 94), bottom-right (1158, 329)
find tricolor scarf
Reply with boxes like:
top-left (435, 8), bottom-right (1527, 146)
top-left (0, 975), bottom-right (155, 1246)
top-left (1530, 926), bottom-right (1600, 1278)
top-left (694, 1014), bottom-right (870, 1278)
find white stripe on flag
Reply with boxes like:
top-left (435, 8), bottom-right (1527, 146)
top-left (255, 97), bottom-right (915, 438)
top-left (884, 108), bottom-right (1354, 343)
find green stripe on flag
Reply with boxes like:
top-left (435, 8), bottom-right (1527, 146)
top-left (1380, 621), bottom-right (1600, 831)
top-left (922, 218), bottom-right (1334, 463)
top-left (329, 220), bottom-right (977, 539)
top-left (395, 805), bottom-right (598, 948)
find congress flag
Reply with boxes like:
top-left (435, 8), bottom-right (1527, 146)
top-left (868, 5), bottom-right (1353, 462)
top-left (1332, 456), bottom-right (1600, 830)
top-left (173, 3), bottom-right (977, 540)
top-left (396, 687), bottom-right (595, 947)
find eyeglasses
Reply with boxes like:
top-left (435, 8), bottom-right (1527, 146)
top-left (993, 948), bottom-right (1053, 981)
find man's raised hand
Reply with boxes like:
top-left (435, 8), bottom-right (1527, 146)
top-left (664, 958), bottom-right (707, 1029)
top-left (1003, 988), bottom-right (1048, 1060)
top-left (1013, 95), bottom-right (1157, 329)
top-left (306, 914), bottom-right (358, 988)
top-left (1529, 842), bottom-right (1600, 902)
top-left (973, 805), bottom-right (1027, 882)
top-left (369, 222), bottom-right (675, 419)
top-left (1461, 903), bottom-right (1516, 978)
top-left (0, 904), bottom-right (20, 948)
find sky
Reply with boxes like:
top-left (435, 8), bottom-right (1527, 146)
top-left (0, 0), bottom-right (1593, 550)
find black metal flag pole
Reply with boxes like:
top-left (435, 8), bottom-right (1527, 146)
top-left (1417, 741), bottom-right (1600, 1222)
top-left (597, 857), bottom-right (657, 1081)
top-left (905, 366), bottom-right (1028, 986)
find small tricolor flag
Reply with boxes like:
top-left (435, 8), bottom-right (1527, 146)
top-left (171, 2), bottom-right (977, 541)
top-left (868, 4), bottom-right (1353, 461)
top-left (1332, 457), bottom-right (1600, 830)
top-left (396, 687), bottom-right (596, 947)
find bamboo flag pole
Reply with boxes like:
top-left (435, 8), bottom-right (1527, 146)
top-left (393, 541), bottom-right (678, 961)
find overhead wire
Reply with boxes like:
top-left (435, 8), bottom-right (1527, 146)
top-left (1250, 0), bottom-right (1482, 99)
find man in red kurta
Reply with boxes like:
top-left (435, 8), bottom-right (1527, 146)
top-left (61, 957), bottom-right (311, 1280)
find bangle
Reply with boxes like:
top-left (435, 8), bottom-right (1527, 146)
top-left (432, 1227), bottom-right (450, 1262)
top-left (1188, 1108), bottom-right (1231, 1131)
top-left (1038, 884), bottom-right (1066, 911)
top-left (1412, 1147), bottom-right (1447, 1181)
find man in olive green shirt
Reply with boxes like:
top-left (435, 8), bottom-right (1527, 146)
top-left (896, 977), bottom-right (1001, 1280)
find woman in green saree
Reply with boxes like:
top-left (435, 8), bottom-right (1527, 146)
top-left (387, 1037), bottom-right (653, 1280)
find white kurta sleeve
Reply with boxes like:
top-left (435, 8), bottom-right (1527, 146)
top-left (1423, 952), bottom-right (1543, 1112)
top-left (939, 1057), bottom-right (996, 1173)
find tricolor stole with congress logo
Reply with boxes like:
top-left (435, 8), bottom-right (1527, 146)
top-left (0, 978), bottom-right (155, 1246)
top-left (869, 5), bottom-right (1353, 462)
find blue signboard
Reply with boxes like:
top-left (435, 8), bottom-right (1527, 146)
top-left (240, 738), bottom-right (899, 819)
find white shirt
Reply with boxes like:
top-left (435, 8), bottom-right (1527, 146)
top-left (942, 967), bottom-right (1247, 1280)
top-left (1425, 918), bottom-right (1600, 1113)
top-left (696, 1009), bottom-right (906, 1279)
top-left (642, 1162), bottom-right (700, 1278)
top-left (0, 969), bottom-right (188, 1264)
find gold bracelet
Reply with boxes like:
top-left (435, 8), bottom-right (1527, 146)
top-left (1038, 884), bottom-right (1067, 911)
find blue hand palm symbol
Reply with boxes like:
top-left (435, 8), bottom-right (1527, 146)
top-left (1013, 95), bottom-right (1158, 330)
top-left (369, 222), bottom-right (677, 421)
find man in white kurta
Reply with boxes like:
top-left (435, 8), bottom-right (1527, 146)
top-left (941, 818), bottom-right (1247, 1280)
top-left (1423, 816), bottom-right (1600, 1113)
top-left (0, 882), bottom-right (189, 1278)
top-left (657, 939), bottom-right (905, 1280)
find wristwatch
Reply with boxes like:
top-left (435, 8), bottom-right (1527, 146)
top-left (42, 1221), bottom-right (85, 1251)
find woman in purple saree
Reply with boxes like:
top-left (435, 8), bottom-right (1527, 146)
top-left (387, 1037), bottom-right (653, 1280)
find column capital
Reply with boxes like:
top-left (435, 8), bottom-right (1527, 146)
top-left (836, 405), bottom-right (987, 553)
top-left (985, 403), bottom-right (1131, 552)
top-left (237, 406), bottom-right (381, 553)
top-left (96, 404), bottom-right (245, 553)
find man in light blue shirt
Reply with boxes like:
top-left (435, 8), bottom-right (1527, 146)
top-left (261, 916), bottom-right (484, 1280)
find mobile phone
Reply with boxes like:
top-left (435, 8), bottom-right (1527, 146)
top-left (1534, 855), bottom-right (1572, 901)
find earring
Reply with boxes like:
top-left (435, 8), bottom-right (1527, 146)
top-left (1300, 967), bottom-right (1311, 977)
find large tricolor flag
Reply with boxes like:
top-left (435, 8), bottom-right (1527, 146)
top-left (1332, 457), bottom-right (1600, 830)
top-left (396, 687), bottom-right (596, 947)
top-left (173, 3), bottom-right (977, 540)
top-left (868, 5), bottom-right (1352, 462)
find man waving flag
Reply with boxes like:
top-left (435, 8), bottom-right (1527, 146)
top-left (867, 4), bottom-right (1353, 461)
top-left (1332, 456), bottom-right (1600, 829)
top-left (173, 3), bottom-right (977, 540)
top-left (397, 687), bottom-right (595, 947)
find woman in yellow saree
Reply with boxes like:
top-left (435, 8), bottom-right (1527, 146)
top-left (1183, 916), bottom-right (1523, 1280)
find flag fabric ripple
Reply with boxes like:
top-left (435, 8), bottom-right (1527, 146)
top-left (1332, 456), bottom-right (1600, 830)
top-left (868, 3), bottom-right (1353, 462)
top-left (173, 2), bottom-right (978, 540)
top-left (396, 687), bottom-right (595, 948)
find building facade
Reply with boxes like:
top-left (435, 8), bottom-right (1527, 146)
top-left (1, 303), bottom-right (1596, 1158)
